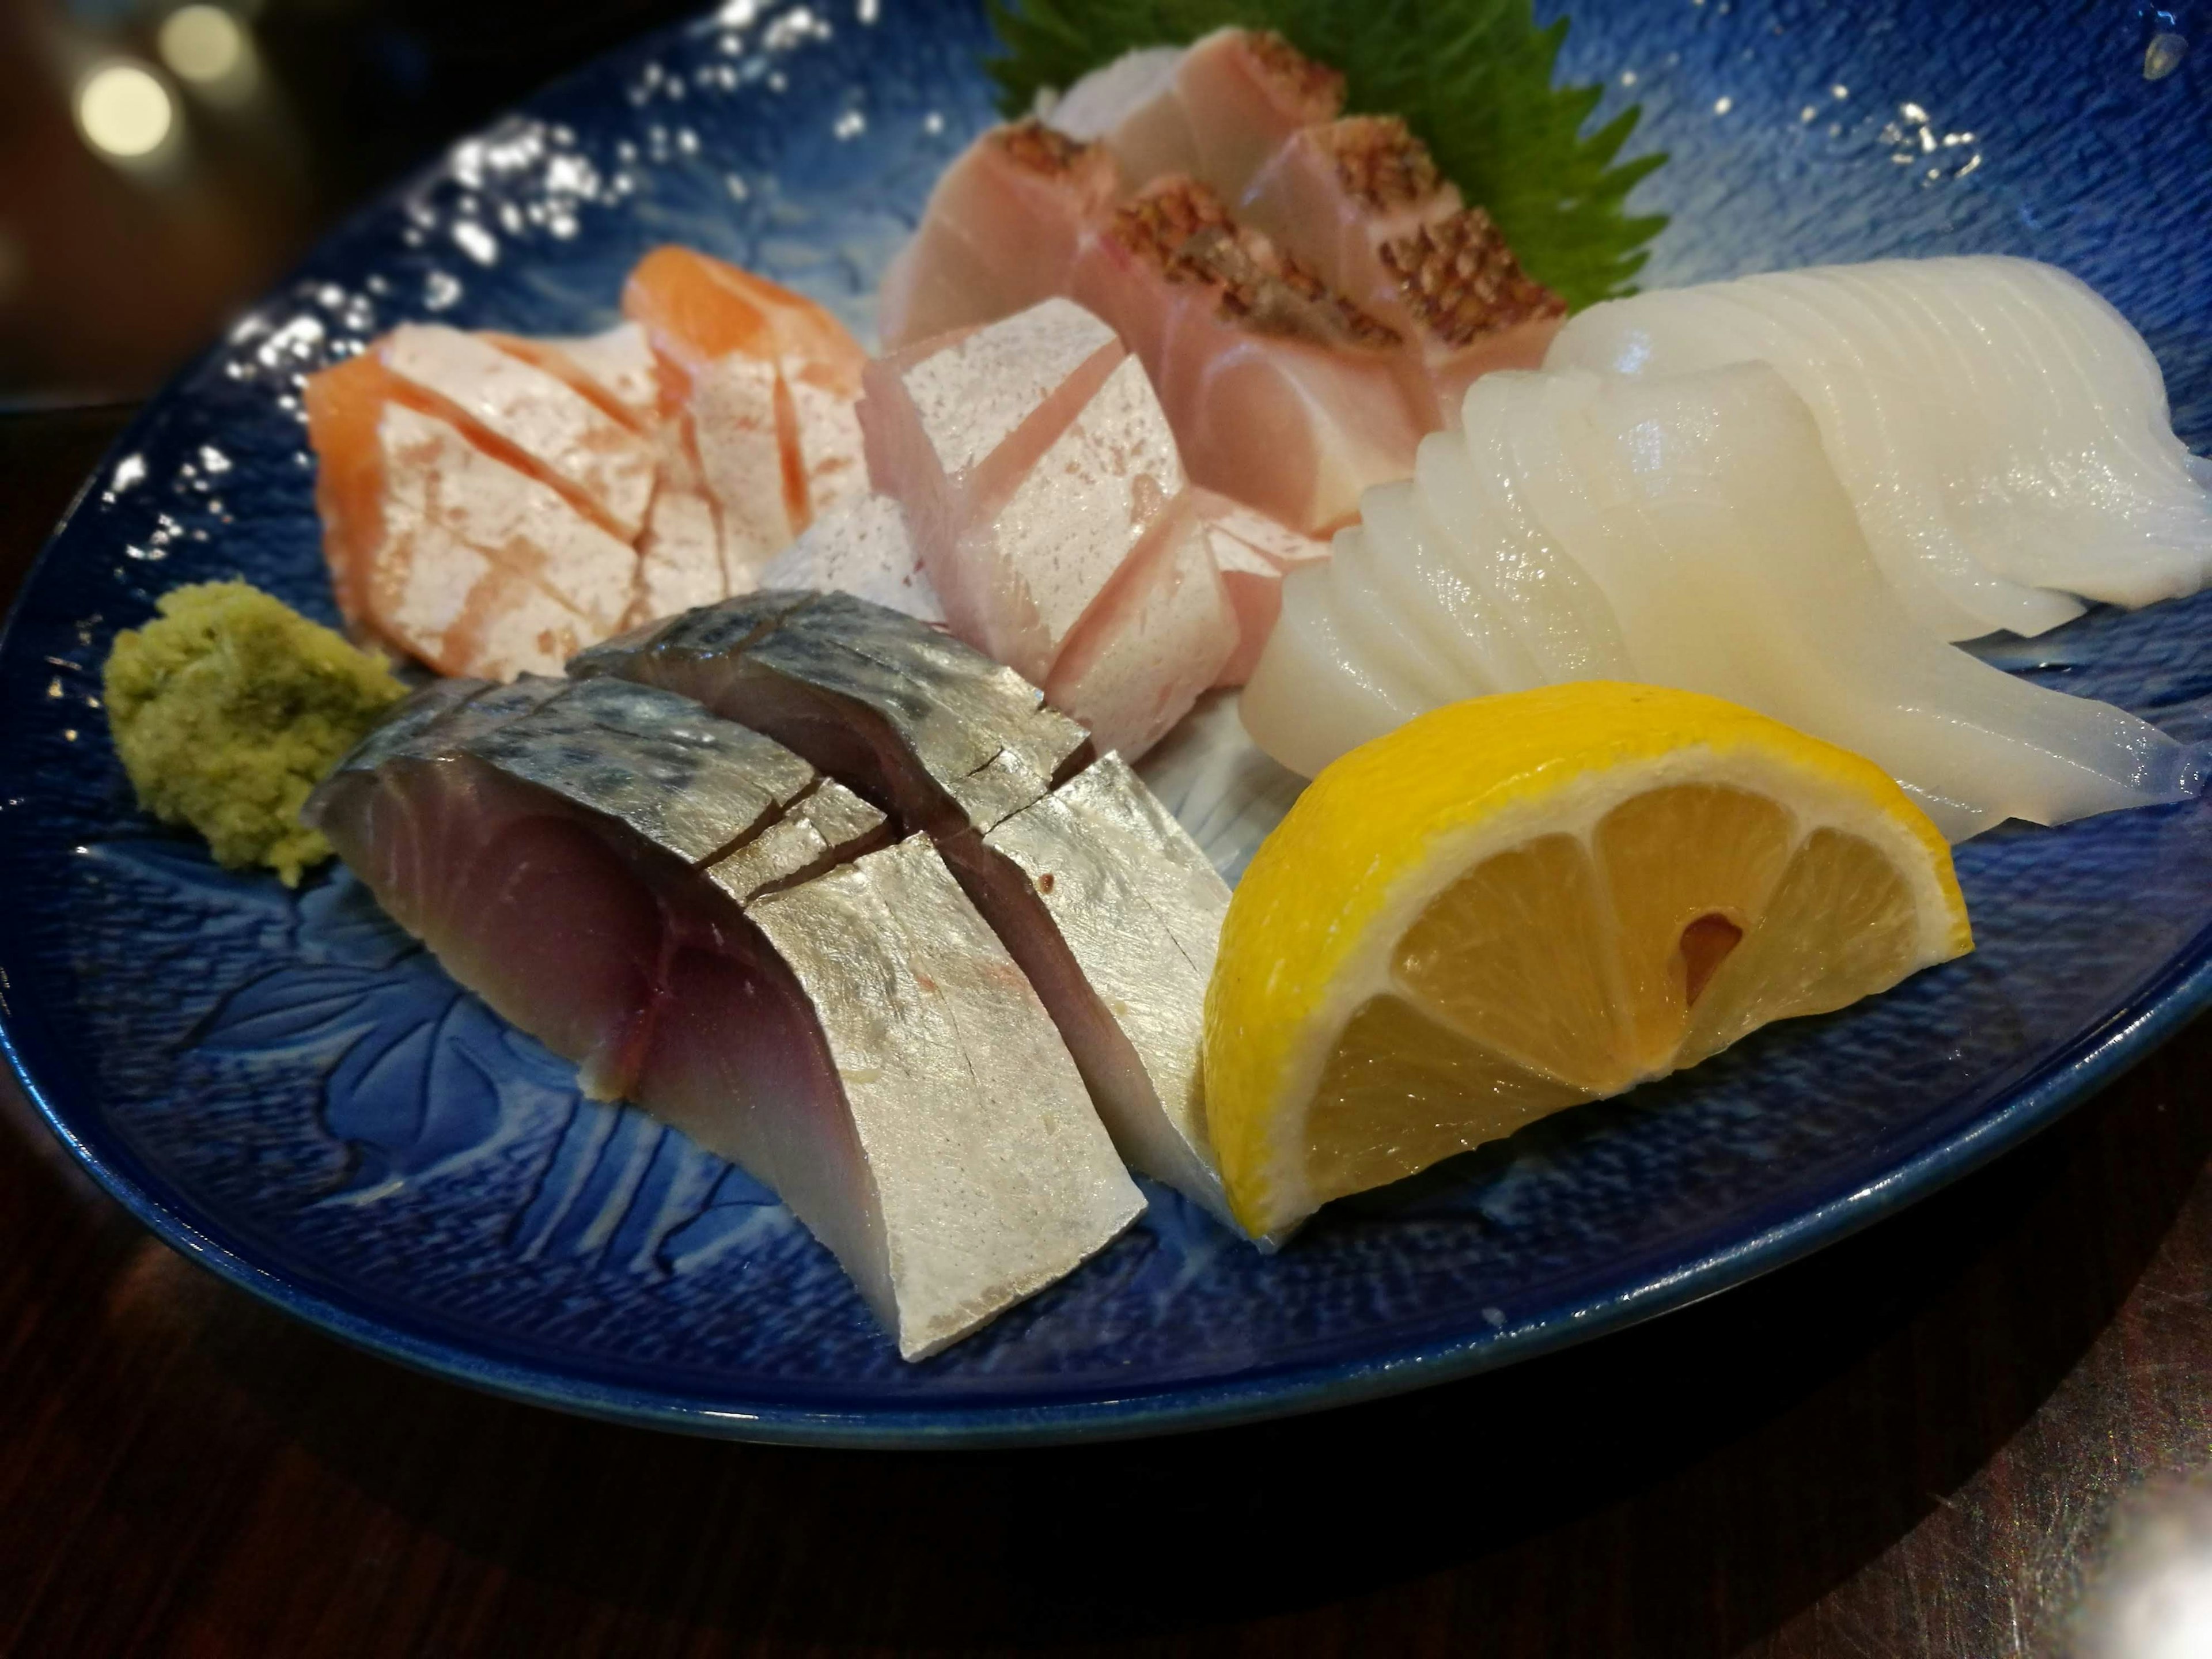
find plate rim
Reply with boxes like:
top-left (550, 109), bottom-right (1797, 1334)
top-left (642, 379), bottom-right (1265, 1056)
top-left (5, 0), bottom-right (2210, 1448)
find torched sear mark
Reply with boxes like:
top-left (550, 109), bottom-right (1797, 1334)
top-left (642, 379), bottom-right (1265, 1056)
top-left (1380, 209), bottom-right (1568, 344)
top-left (1112, 181), bottom-right (1404, 351)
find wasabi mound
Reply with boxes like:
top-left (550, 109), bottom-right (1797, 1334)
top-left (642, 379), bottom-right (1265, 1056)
top-left (103, 581), bottom-right (406, 884)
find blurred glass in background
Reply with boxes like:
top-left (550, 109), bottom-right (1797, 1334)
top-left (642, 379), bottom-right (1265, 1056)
top-left (0, 0), bottom-right (705, 406)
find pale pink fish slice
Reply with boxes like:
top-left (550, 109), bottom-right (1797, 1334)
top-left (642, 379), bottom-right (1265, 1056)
top-left (956, 352), bottom-right (1187, 684)
top-left (760, 494), bottom-right (946, 626)
top-left (1193, 490), bottom-right (1331, 688)
top-left (1171, 28), bottom-right (1346, 202)
top-left (859, 297), bottom-right (1126, 652)
top-left (1071, 179), bottom-right (1424, 536)
top-left (1044, 44), bottom-right (1196, 192)
top-left (1044, 501), bottom-right (1235, 759)
top-left (878, 122), bottom-right (1120, 349)
top-left (377, 323), bottom-right (657, 539)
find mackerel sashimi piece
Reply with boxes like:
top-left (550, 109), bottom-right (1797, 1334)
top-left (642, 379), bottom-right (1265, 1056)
top-left (1070, 179), bottom-right (1424, 535)
top-left (979, 753), bottom-right (1233, 1222)
top-left (310, 676), bottom-right (1139, 1360)
top-left (878, 122), bottom-right (1121, 349)
top-left (574, 588), bottom-right (1094, 837)
top-left (573, 590), bottom-right (1243, 1226)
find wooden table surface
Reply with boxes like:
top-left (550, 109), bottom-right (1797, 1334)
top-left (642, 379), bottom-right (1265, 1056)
top-left (5, 405), bottom-right (2211, 1659)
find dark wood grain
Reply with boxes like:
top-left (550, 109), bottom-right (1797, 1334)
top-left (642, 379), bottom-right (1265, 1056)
top-left (3, 408), bottom-right (2209, 1658)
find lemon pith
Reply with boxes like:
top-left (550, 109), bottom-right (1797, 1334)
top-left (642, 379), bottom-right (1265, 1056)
top-left (1203, 683), bottom-right (1972, 1240)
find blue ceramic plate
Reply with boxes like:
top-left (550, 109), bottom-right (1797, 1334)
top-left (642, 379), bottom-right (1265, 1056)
top-left (4, 0), bottom-right (2209, 1446)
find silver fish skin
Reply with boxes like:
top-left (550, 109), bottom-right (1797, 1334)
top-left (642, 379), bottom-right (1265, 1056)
top-left (747, 835), bottom-right (1143, 1360)
top-left (571, 588), bottom-right (1092, 836)
top-left (706, 778), bottom-right (892, 903)
top-left (978, 752), bottom-right (1236, 1226)
top-left (317, 679), bottom-right (1124, 1359)
top-left (465, 680), bottom-right (817, 868)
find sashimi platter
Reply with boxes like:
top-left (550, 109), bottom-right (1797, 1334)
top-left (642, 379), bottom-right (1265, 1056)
top-left (6, 0), bottom-right (2212, 1442)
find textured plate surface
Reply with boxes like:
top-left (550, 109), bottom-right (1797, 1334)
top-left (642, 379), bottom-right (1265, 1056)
top-left (3, 0), bottom-right (2210, 1445)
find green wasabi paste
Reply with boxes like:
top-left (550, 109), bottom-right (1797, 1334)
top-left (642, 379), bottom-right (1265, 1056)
top-left (103, 581), bottom-right (406, 885)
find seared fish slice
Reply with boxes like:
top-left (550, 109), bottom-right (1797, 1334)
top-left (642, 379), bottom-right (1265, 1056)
top-left (312, 676), bottom-right (1139, 1359)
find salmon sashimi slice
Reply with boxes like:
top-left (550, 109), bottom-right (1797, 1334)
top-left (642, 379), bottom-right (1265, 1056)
top-left (304, 351), bottom-right (637, 678)
top-left (623, 245), bottom-right (868, 395)
top-left (760, 495), bottom-right (945, 626)
top-left (623, 245), bottom-right (869, 547)
top-left (485, 323), bottom-right (662, 429)
top-left (310, 679), bottom-right (1138, 1359)
top-left (689, 352), bottom-right (797, 580)
top-left (878, 121), bottom-right (1122, 349)
top-left (570, 593), bottom-right (1238, 1225)
top-left (1071, 178), bottom-right (1425, 535)
top-left (1042, 501), bottom-right (1234, 757)
top-left (377, 324), bottom-right (657, 539)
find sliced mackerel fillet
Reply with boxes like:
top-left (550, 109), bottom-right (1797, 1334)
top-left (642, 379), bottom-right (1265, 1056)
top-left (376, 323), bottom-right (657, 540)
top-left (760, 494), bottom-right (946, 626)
top-left (573, 588), bottom-right (1093, 838)
top-left (571, 590), bottom-right (1242, 1229)
top-left (878, 122), bottom-right (1121, 349)
top-left (309, 675), bottom-right (1139, 1360)
top-left (1238, 117), bottom-right (1565, 423)
top-left (1070, 178), bottom-right (1424, 535)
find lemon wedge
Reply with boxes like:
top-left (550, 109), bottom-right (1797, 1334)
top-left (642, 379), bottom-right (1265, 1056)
top-left (1204, 683), bottom-right (1972, 1239)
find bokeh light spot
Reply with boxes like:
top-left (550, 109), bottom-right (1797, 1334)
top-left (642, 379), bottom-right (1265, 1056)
top-left (74, 63), bottom-right (176, 160)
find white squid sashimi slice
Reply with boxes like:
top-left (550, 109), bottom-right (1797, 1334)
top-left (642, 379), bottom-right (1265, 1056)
top-left (1545, 365), bottom-right (2188, 836)
top-left (1555, 280), bottom-right (2077, 641)
top-left (1358, 480), bottom-right (1537, 692)
top-left (1886, 260), bottom-right (2212, 600)
top-left (1433, 382), bottom-right (1633, 682)
top-left (1550, 257), bottom-right (2212, 632)
top-left (1240, 545), bottom-right (1427, 777)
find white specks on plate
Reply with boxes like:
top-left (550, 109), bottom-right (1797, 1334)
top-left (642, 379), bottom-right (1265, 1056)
top-left (1713, 95), bottom-right (1733, 115)
top-left (424, 270), bottom-right (463, 311)
top-left (833, 108), bottom-right (865, 139)
top-left (451, 220), bottom-right (500, 266)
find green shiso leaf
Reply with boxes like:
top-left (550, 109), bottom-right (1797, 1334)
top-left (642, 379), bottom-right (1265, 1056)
top-left (983, 0), bottom-right (1666, 307)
